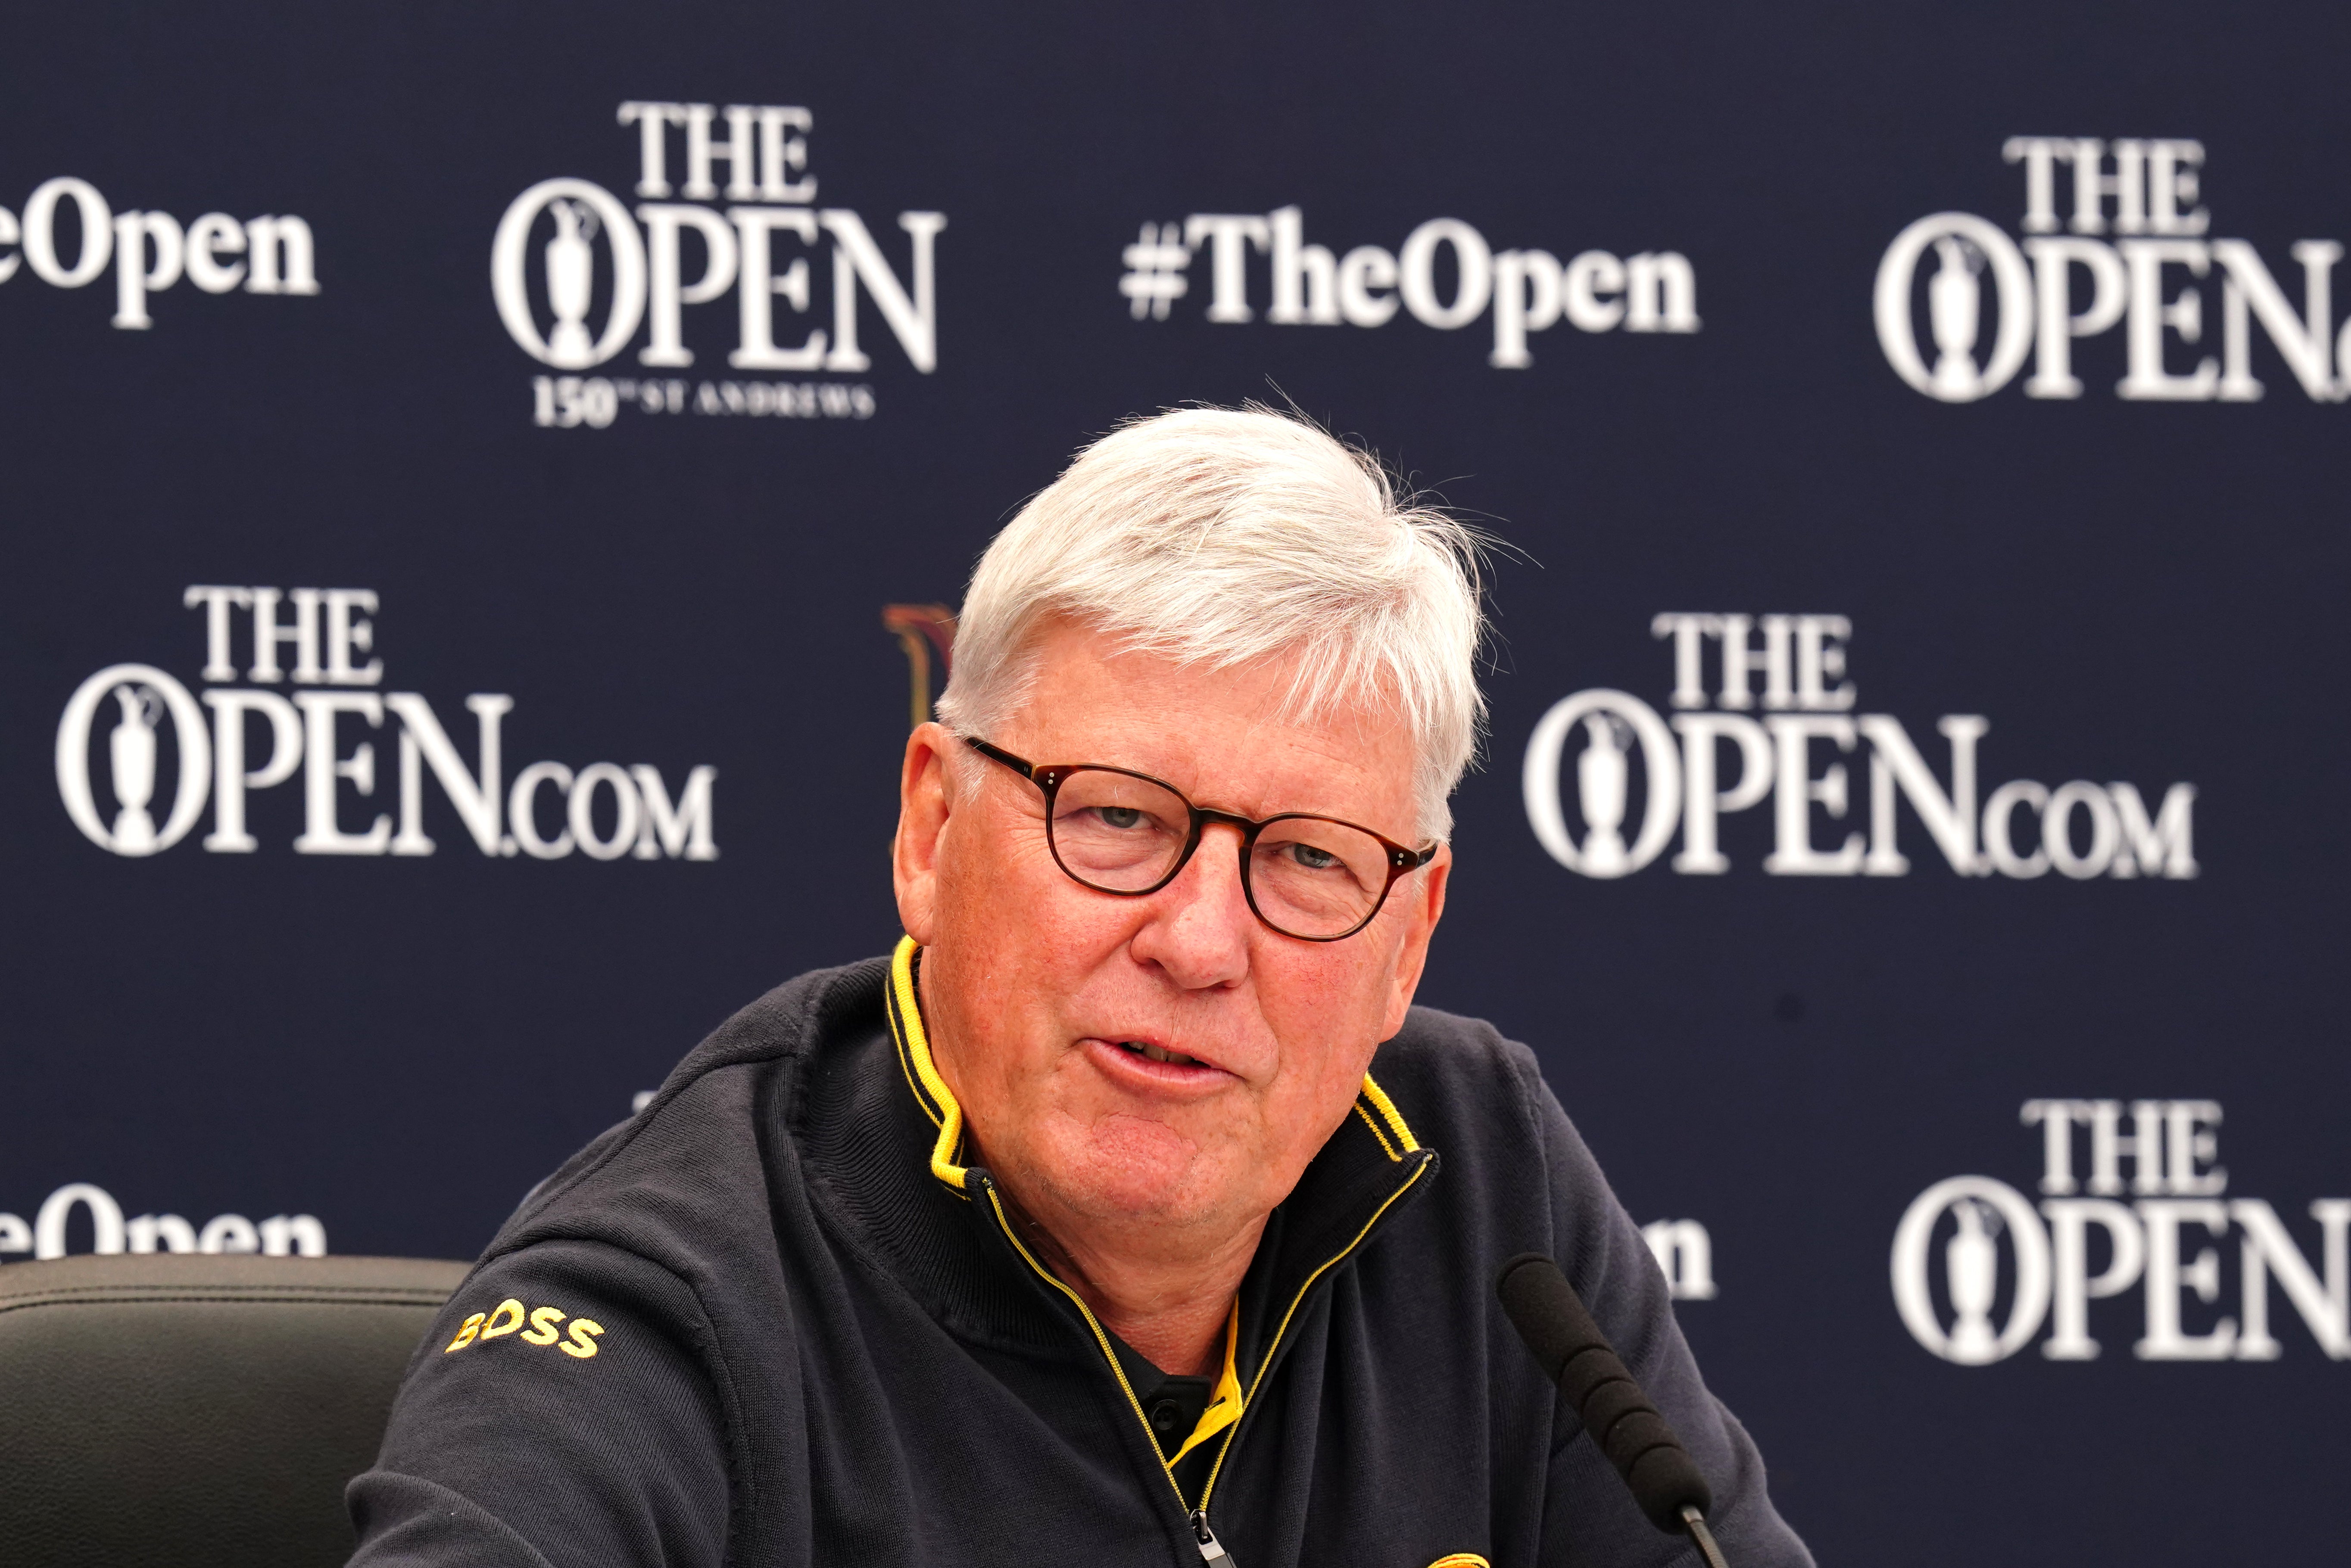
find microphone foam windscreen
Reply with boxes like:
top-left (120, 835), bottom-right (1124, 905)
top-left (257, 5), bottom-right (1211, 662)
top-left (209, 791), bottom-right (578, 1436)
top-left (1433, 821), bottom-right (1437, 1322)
top-left (1493, 1253), bottom-right (1715, 1533)
top-left (1495, 1253), bottom-right (1599, 1380)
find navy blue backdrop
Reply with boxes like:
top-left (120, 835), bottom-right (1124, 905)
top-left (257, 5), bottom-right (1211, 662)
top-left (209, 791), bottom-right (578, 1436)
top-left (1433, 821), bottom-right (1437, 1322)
top-left (6, 6), bottom-right (2348, 1566)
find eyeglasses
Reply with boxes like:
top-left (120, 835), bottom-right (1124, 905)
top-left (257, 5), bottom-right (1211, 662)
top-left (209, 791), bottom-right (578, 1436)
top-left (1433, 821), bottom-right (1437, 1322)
top-left (963, 736), bottom-right (1437, 942)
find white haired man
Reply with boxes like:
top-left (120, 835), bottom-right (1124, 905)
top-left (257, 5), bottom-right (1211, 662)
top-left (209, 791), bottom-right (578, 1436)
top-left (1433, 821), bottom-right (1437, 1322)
top-left (349, 409), bottom-right (1812, 1568)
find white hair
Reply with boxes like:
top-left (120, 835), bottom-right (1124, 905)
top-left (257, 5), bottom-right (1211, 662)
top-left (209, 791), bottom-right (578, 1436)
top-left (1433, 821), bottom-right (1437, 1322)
top-left (935, 405), bottom-right (1488, 841)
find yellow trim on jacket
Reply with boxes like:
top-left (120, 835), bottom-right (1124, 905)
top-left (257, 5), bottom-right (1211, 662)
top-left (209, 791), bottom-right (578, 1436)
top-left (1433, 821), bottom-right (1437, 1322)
top-left (1166, 1295), bottom-right (1246, 1468)
top-left (887, 936), bottom-right (969, 1191)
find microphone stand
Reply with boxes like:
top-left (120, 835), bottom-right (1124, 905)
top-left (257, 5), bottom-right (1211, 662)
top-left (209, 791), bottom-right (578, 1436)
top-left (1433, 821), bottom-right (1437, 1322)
top-left (1681, 1504), bottom-right (1730, 1568)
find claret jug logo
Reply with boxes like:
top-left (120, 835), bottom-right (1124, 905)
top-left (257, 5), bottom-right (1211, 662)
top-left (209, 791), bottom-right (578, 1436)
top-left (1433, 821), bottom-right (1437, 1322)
top-left (1893, 1101), bottom-right (2348, 1364)
top-left (1880, 138), bottom-right (2345, 403)
top-left (1521, 613), bottom-right (2195, 881)
top-left (56, 586), bottom-right (717, 862)
top-left (1121, 207), bottom-right (1697, 369)
top-left (493, 102), bottom-right (943, 428)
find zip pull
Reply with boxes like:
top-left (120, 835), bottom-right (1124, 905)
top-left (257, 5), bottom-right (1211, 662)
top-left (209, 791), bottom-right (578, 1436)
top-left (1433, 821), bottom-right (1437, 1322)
top-left (1189, 1510), bottom-right (1237, 1567)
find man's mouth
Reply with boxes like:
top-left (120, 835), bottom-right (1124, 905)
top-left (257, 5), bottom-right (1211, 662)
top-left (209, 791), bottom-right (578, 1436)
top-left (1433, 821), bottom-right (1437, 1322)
top-left (1113, 1039), bottom-right (1200, 1067)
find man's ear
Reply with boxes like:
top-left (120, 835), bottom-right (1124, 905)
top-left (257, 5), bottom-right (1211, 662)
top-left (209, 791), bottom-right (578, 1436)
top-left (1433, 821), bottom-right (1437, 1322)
top-left (892, 722), bottom-right (958, 943)
top-left (1378, 843), bottom-right (1450, 1040)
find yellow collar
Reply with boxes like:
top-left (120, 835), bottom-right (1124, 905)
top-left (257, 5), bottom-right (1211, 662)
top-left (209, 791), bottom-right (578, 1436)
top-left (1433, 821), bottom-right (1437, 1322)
top-left (1166, 1294), bottom-right (1246, 1468)
top-left (884, 936), bottom-right (971, 1191)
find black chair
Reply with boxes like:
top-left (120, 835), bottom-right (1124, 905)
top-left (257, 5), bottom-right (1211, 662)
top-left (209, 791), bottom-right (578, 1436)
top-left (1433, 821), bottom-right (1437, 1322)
top-left (0, 1253), bottom-right (466, 1568)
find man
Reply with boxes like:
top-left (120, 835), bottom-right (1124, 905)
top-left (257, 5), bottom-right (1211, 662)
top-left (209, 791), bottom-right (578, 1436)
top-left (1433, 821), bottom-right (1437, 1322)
top-left (349, 408), bottom-right (1810, 1568)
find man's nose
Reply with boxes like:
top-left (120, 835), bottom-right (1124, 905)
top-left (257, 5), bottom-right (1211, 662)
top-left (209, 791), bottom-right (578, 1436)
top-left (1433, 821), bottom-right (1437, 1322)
top-left (1126, 822), bottom-right (1255, 989)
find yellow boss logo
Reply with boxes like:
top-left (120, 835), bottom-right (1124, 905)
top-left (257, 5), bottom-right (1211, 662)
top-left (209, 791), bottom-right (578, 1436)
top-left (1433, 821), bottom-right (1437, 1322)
top-left (444, 1297), bottom-right (605, 1359)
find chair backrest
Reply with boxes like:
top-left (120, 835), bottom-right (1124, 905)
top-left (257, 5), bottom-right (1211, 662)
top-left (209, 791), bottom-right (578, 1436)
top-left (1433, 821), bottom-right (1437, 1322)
top-left (0, 1253), bottom-right (466, 1568)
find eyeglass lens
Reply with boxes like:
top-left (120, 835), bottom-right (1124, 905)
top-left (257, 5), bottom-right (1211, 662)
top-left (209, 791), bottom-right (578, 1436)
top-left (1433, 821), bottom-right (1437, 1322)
top-left (1047, 768), bottom-right (1394, 939)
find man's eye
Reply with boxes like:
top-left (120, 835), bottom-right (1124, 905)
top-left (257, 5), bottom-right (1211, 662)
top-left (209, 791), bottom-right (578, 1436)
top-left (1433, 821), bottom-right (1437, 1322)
top-left (1097, 807), bottom-right (1145, 830)
top-left (1289, 843), bottom-right (1339, 870)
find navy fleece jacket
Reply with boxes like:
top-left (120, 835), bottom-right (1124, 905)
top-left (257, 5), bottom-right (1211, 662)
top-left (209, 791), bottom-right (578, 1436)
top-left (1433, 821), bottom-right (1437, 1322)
top-left (347, 950), bottom-right (1811, 1568)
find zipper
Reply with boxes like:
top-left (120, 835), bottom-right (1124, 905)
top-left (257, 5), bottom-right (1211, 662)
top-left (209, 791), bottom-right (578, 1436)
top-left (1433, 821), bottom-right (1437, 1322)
top-left (978, 1156), bottom-right (1432, 1568)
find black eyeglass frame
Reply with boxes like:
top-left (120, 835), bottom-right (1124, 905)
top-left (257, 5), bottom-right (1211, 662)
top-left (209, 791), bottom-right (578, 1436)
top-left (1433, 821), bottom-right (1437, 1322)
top-left (963, 735), bottom-right (1438, 942)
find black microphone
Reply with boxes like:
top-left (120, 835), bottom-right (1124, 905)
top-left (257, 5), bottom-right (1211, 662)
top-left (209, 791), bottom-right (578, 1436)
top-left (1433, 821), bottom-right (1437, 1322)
top-left (1496, 1253), bottom-right (1730, 1568)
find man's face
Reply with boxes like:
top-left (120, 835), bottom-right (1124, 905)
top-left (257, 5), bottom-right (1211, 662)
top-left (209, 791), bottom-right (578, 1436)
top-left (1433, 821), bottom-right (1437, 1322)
top-left (893, 619), bottom-right (1450, 1248)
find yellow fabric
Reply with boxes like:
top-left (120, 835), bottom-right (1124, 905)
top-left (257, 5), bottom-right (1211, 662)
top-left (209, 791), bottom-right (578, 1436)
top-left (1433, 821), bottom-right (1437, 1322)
top-left (889, 936), bottom-right (969, 1189)
top-left (1425, 1556), bottom-right (1492, 1568)
top-left (1358, 1073), bottom-right (1421, 1153)
top-left (1166, 1295), bottom-right (1245, 1468)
